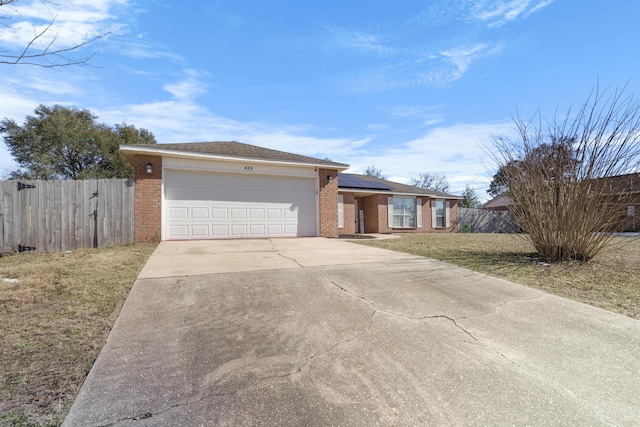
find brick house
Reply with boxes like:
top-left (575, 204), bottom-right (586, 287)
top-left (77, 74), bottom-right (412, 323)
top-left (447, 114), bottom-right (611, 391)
top-left (337, 174), bottom-right (460, 235)
top-left (602, 172), bottom-right (640, 232)
top-left (120, 141), bottom-right (460, 242)
top-left (480, 173), bottom-right (640, 232)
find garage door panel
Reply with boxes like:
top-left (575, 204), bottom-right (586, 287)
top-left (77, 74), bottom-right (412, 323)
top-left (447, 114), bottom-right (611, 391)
top-left (191, 207), bottom-right (208, 219)
top-left (284, 208), bottom-right (298, 219)
top-left (212, 208), bottom-right (228, 218)
top-left (212, 225), bottom-right (229, 236)
top-left (169, 225), bottom-right (188, 237)
top-left (165, 171), bottom-right (317, 240)
top-left (230, 225), bottom-right (247, 236)
top-left (267, 209), bottom-right (281, 218)
top-left (284, 224), bottom-right (298, 234)
top-left (267, 224), bottom-right (282, 235)
top-left (191, 225), bottom-right (209, 237)
top-left (250, 209), bottom-right (264, 218)
top-left (230, 208), bottom-right (247, 219)
top-left (169, 207), bottom-right (188, 219)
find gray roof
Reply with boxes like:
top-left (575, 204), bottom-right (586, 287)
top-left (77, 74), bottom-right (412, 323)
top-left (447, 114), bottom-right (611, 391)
top-left (338, 173), bottom-right (461, 199)
top-left (120, 141), bottom-right (349, 169)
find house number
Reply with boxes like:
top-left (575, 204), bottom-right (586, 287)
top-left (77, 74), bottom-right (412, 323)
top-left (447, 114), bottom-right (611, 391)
top-left (244, 166), bottom-right (253, 171)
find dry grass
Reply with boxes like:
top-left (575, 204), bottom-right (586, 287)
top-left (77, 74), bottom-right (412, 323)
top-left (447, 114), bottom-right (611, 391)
top-left (0, 244), bottom-right (156, 427)
top-left (355, 233), bottom-right (640, 319)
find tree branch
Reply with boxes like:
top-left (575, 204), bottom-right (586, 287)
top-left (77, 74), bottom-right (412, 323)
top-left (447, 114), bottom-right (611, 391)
top-left (0, 0), bottom-right (110, 67)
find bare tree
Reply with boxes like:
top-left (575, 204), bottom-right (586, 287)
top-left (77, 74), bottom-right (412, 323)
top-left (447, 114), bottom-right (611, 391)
top-left (411, 172), bottom-right (450, 192)
top-left (364, 165), bottom-right (386, 179)
top-left (0, 0), bottom-right (110, 67)
top-left (490, 84), bottom-right (640, 262)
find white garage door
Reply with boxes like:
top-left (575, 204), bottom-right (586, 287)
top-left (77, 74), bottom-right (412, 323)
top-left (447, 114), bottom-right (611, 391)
top-left (164, 171), bottom-right (317, 240)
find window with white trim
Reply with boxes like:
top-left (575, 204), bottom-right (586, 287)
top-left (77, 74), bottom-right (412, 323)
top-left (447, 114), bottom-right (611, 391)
top-left (431, 199), bottom-right (451, 228)
top-left (392, 197), bottom-right (416, 228)
top-left (435, 200), bottom-right (445, 227)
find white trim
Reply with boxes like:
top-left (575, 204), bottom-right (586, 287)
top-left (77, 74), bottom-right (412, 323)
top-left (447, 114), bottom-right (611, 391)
top-left (388, 197), bottom-right (394, 228)
top-left (161, 166), bottom-right (166, 241)
top-left (316, 177), bottom-right (320, 237)
top-left (416, 199), bottom-right (422, 228)
top-left (445, 200), bottom-right (451, 228)
top-left (431, 199), bottom-right (437, 228)
top-left (338, 194), bottom-right (344, 229)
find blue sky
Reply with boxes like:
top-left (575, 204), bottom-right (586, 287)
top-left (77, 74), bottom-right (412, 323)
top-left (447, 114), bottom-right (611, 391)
top-left (1, 0), bottom-right (639, 200)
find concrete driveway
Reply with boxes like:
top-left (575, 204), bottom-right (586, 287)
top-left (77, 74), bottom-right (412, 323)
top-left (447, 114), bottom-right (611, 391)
top-left (64, 238), bottom-right (640, 426)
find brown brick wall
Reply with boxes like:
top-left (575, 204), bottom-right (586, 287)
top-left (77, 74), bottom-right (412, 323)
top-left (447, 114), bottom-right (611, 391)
top-left (359, 195), bottom-right (380, 233)
top-left (319, 169), bottom-right (339, 237)
top-left (374, 195), bottom-right (458, 234)
top-left (133, 155), bottom-right (162, 243)
top-left (340, 192), bottom-right (356, 234)
top-left (422, 198), bottom-right (458, 233)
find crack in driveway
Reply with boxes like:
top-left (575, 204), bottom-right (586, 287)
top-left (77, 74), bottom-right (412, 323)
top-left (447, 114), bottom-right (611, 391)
top-left (315, 267), bottom-right (481, 342)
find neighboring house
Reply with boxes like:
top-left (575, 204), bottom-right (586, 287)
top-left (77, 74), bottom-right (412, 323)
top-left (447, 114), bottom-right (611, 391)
top-left (480, 173), bottom-right (640, 231)
top-left (601, 172), bottom-right (640, 232)
top-left (120, 141), bottom-right (460, 243)
top-left (481, 195), bottom-right (512, 211)
top-left (338, 173), bottom-right (460, 234)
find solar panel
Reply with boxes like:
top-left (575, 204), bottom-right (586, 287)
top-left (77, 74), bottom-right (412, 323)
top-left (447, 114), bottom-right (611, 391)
top-left (338, 174), bottom-right (392, 190)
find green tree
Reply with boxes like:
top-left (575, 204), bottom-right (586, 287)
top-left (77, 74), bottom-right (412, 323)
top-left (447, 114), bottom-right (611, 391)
top-left (488, 139), bottom-right (577, 198)
top-left (364, 165), bottom-right (386, 179)
top-left (411, 172), bottom-right (450, 192)
top-left (459, 184), bottom-right (481, 208)
top-left (487, 161), bottom-right (516, 197)
top-left (1, 105), bottom-right (155, 179)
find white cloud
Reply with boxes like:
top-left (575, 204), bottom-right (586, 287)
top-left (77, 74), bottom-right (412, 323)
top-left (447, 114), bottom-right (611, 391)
top-left (98, 97), bottom-right (369, 162)
top-left (429, 42), bottom-right (503, 84)
top-left (329, 28), bottom-right (395, 56)
top-left (163, 70), bottom-right (211, 100)
top-left (470, 0), bottom-right (556, 27)
top-left (340, 122), bottom-right (515, 197)
top-left (114, 39), bottom-right (185, 62)
top-left (0, 0), bottom-right (128, 47)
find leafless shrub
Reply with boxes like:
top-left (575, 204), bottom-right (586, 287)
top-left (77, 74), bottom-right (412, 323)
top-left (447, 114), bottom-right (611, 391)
top-left (489, 84), bottom-right (640, 262)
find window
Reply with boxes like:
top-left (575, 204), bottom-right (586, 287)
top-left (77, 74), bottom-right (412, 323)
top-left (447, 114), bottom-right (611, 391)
top-left (435, 200), bottom-right (445, 227)
top-left (391, 197), bottom-right (416, 228)
top-left (431, 199), bottom-right (450, 228)
top-left (338, 195), bottom-right (344, 228)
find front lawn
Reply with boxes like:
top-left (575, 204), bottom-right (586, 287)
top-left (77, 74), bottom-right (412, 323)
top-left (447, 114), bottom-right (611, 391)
top-left (355, 233), bottom-right (640, 319)
top-left (0, 244), bottom-right (156, 426)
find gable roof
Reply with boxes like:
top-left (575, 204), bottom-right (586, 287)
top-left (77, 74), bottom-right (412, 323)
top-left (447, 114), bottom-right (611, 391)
top-left (338, 173), bottom-right (461, 199)
top-left (120, 141), bottom-right (349, 170)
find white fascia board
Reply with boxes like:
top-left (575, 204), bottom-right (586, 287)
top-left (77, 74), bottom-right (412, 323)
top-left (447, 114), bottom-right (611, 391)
top-left (120, 145), bottom-right (349, 171)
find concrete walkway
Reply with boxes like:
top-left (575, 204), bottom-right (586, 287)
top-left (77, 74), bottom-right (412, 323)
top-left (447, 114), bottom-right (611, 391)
top-left (64, 238), bottom-right (640, 426)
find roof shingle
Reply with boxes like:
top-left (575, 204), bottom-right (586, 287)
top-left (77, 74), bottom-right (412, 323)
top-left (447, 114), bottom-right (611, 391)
top-left (122, 141), bottom-right (348, 168)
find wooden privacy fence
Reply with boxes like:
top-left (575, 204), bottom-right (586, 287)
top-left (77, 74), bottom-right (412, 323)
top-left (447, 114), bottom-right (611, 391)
top-left (0, 179), bottom-right (135, 253)
top-left (458, 208), bottom-right (520, 233)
